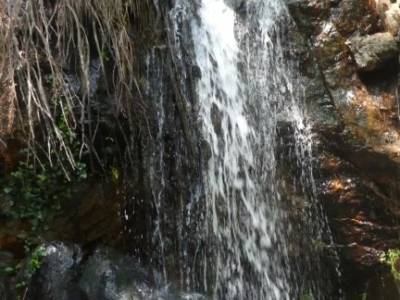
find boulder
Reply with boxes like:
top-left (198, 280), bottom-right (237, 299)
top-left (347, 32), bottom-right (399, 72)
top-left (79, 247), bottom-right (205, 300)
top-left (79, 247), bottom-right (150, 300)
top-left (26, 242), bottom-right (83, 300)
top-left (22, 243), bottom-right (204, 300)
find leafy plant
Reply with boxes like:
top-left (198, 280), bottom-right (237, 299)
top-left (0, 151), bottom-right (86, 295)
top-left (15, 244), bottom-right (46, 290)
top-left (2, 157), bottom-right (86, 227)
top-left (379, 249), bottom-right (400, 281)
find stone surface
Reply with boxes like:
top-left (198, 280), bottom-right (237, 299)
top-left (48, 182), bottom-right (124, 249)
top-left (27, 242), bottom-right (83, 300)
top-left (20, 243), bottom-right (204, 300)
top-left (79, 247), bottom-right (149, 300)
top-left (347, 32), bottom-right (398, 72)
top-left (289, 0), bottom-right (400, 297)
top-left (0, 251), bottom-right (16, 300)
top-left (375, 0), bottom-right (400, 34)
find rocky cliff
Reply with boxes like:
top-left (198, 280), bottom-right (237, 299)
top-left (289, 0), bottom-right (400, 298)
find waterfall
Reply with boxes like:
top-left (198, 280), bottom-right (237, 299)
top-left (191, 1), bottom-right (259, 298)
top-left (155, 0), bottom-right (342, 298)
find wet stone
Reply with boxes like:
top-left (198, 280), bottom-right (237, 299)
top-left (26, 242), bottom-right (83, 300)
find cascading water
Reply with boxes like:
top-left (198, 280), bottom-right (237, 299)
top-left (149, 0), bottom-right (343, 298)
top-left (189, 0), bottom-right (297, 298)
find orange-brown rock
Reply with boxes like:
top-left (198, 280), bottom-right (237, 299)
top-left (290, 0), bottom-right (400, 297)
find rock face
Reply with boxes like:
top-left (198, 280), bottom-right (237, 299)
top-left (347, 32), bottom-right (399, 71)
top-left (289, 0), bottom-right (400, 297)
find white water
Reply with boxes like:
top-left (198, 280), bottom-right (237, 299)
top-left (164, 0), bottom-right (341, 298)
top-left (192, 1), bottom-right (262, 298)
top-left (191, 0), bottom-right (295, 298)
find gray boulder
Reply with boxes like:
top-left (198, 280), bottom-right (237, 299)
top-left (79, 247), bottom-right (150, 300)
top-left (347, 32), bottom-right (399, 72)
top-left (79, 248), bottom-right (206, 300)
top-left (23, 243), bottom-right (205, 300)
top-left (26, 242), bottom-right (83, 300)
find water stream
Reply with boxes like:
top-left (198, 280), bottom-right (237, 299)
top-left (147, 0), bottom-right (342, 298)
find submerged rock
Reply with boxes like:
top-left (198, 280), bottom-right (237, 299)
top-left (347, 33), bottom-right (399, 72)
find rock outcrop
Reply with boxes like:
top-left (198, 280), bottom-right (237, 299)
top-left (289, 0), bottom-right (400, 297)
top-left (347, 32), bottom-right (398, 72)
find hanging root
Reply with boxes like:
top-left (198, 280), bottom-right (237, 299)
top-left (0, 0), bottom-right (152, 175)
top-left (0, 2), bottom-right (16, 139)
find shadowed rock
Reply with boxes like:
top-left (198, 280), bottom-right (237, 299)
top-left (224, 0), bottom-right (246, 11)
top-left (22, 243), bottom-right (205, 300)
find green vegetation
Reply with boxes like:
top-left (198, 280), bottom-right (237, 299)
top-left (300, 292), bottom-right (314, 300)
top-left (1, 157), bottom-right (86, 228)
top-left (0, 153), bottom-right (87, 295)
top-left (2, 245), bottom-right (46, 291)
top-left (379, 249), bottom-right (400, 281)
top-left (0, 0), bottom-right (151, 296)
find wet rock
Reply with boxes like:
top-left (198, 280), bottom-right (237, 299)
top-left (290, 0), bottom-right (400, 296)
top-left (79, 248), bottom-right (205, 300)
top-left (48, 182), bottom-right (123, 248)
top-left (22, 243), bottom-right (204, 300)
top-left (0, 251), bottom-right (16, 300)
top-left (224, 0), bottom-right (245, 11)
top-left (364, 274), bottom-right (400, 300)
top-left (211, 103), bottom-right (223, 136)
top-left (0, 276), bottom-right (14, 300)
top-left (26, 242), bottom-right (83, 300)
top-left (79, 247), bottom-right (150, 300)
top-left (347, 33), bottom-right (399, 72)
